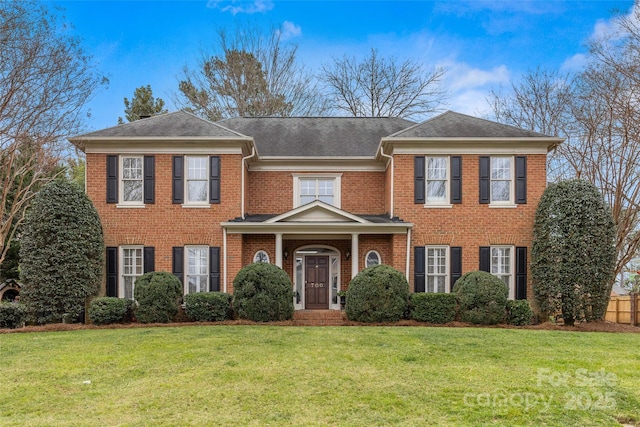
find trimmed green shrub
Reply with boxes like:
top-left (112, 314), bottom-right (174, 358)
top-left (133, 272), bottom-right (183, 323)
top-left (410, 293), bottom-right (456, 324)
top-left (233, 263), bottom-right (293, 322)
top-left (453, 271), bottom-right (508, 325)
top-left (506, 300), bottom-right (534, 326)
top-left (345, 265), bottom-right (409, 323)
top-left (532, 179), bottom-right (616, 325)
top-left (0, 303), bottom-right (26, 329)
top-left (89, 297), bottom-right (134, 325)
top-left (184, 292), bottom-right (232, 322)
top-left (19, 181), bottom-right (104, 324)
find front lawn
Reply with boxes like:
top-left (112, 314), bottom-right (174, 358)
top-left (0, 326), bottom-right (638, 426)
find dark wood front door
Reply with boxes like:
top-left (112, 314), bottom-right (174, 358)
top-left (305, 256), bottom-right (329, 309)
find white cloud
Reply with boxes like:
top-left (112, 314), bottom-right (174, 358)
top-left (440, 61), bottom-right (510, 91)
top-left (277, 21), bottom-right (302, 40)
top-left (448, 89), bottom-right (495, 117)
top-left (560, 53), bottom-right (587, 72)
top-left (207, 0), bottom-right (274, 15)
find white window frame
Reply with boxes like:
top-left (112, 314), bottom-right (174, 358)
top-left (490, 156), bottom-right (515, 206)
top-left (425, 156), bottom-right (450, 206)
top-left (120, 245), bottom-right (143, 300)
top-left (491, 245), bottom-right (514, 299)
top-left (292, 174), bottom-right (342, 208)
top-left (426, 245), bottom-right (449, 293)
top-left (185, 156), bottom-right (209, 206)
top-left (185, 245), bottom-right (209, 295)
top-left (365, 250), bottom-right (381, 268)
top-left (253, 250), bottom-right (270, 263)
top-left (119, 155), bottom-right (144, 206)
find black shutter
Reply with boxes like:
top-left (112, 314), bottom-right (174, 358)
top-left (515, 247), bottom-right (527, 300)
top-left (143, 247), bottom-right (155, 273)
top-left (106, 155), bottom-right (118, 204)
top-left (479, 156), bottom-right (490, 204)
top-left (414, 156), bottom-right (425, 204)
top-left (451, 156), bottom-right (462, 204)
top-left (172, 156), bottom-right (184, 204)
top-left (210, 156), bottom-right (220, 204)
top-left (479, 246), bottom-right (491, 272)
top-left (210, 246), bottom-right (220, 292)
top-left (450, 246), bottom-right (462, 291)
top-left (172, 247), bottom-right (184, 283)
top-left (106, 247), bottom-right (118, 297)
top-left (414, 246), bottom-right (425, 292)
top-left (515, 156), bottom-right (527, 204)
top-left (144, 156), bottom-right (155, 204)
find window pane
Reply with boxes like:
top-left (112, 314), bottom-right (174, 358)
top-left (124, 276), bottom-right (134, 299)
top-left (300, 180), bottom-right (315, 196)
top-left (123, 180), bottom-right (143, 202)
top-left (187, 157), bottom-right (207, 179)
top-left (123, 157), bottom-right (142, 179)
top-left (318, 195), bottom-right (334, 204)
top-left (317, 180), bottom-right (334, 196)
top-left (436, 276), bottom-right (445, 293)
top-left (491, 158), bottom-right (511, 179)
top-left (427, 181), bottom-right (446, 202)
top-left (366, 251), bottom-right (380, 267)
top-left (188, 181), bottom-right (208, 202)
top-left (427, 157), bottom-right (447, 179)
top-left (491, 181), bottom-right (510, 202)
top-left (300, 195), bottom-right (315, 205)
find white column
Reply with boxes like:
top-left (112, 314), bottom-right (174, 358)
top-left (351, 233), bottom-right (359, 278)
top-left (275, 233), bottom-right (283, 268)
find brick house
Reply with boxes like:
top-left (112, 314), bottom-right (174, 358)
top-left (70, 110), bottom-right (562, 311)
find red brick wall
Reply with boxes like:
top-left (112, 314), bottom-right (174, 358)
top-left (392, 153), bottom-right (547, 297)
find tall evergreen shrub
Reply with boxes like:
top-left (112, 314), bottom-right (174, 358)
top-left (20, 181), bottom-right (104, 324)
top-left (532, 179), bottom-right (616, 325)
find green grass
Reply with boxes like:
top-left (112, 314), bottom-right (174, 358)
top-left (1, 326), bottom-right (639, 426)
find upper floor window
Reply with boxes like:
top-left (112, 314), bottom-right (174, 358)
top-left (414, 156), bottom-right (461, 206)
top-left (490, 157), bottom-right (513, 203)
top-left (293, 174), bottom-right (341, 208)
top-left (121, 156), bottom-right (143, 204)
top-left (106, 155), bottom-right (154, 205)
top-left (186, 156), bottom-right (209, 204)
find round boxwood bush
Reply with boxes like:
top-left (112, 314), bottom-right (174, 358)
top-left (410, 293), bottom-right (457, 324)
top-left (184, 292), bottom-right (233, 322)
top-left (133, 272), bottom-right (183, 323)
top-left (453, 271), bottom-right (508, 325)
top-left (89, 297), bottom-right (134, 325)
top-left (0, 303), bottom-right (26, 329)
top-left (345, 265), bottom-right (409, 323)
top-left (506, 300), bottom-right (534, 326)
top-left (233, 263), bottom-right (294, 322)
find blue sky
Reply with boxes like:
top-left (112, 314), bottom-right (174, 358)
top-left (54, 0), bottom-right (635, 131)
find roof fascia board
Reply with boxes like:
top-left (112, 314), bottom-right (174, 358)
top-left (249, 158), bottom-right (385, 172)
top-left (379, 137), bottom-right (563, 156)
top-left (221, 222), bottom-right (413, 234)
top-left (265, 201), bottom-right (370, 224)
top-left (81, 139), bottom-right (255, 155)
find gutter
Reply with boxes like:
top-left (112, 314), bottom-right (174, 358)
top-left (378, 146), bottom-right (394, 219)
top-left (241, 146), bottom-right (256, 219)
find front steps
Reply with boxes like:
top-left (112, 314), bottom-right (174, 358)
top-left (292, 309), bottom-right (347, 326)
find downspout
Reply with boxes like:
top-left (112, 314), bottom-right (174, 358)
top-left (241, 146), bottom-right (256, 219)
top-left (379, 146), bottom-right (394, 219)
top-left (223, 227), bottom-right (228, 293)
top-left (405, 227), bottom-right (411, 280)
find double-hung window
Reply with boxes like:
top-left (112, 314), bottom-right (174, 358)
top-left (490, 157), bottom-right (513, 204)
top-left (186, 156), bottom-right (209, 204)
top-left (121, 246), bottom-right (143, 299)
top-left (186, 246), bottom-right (209, 294)
top-left (426, 157), bottom-right (448, 204)
top-left (426, 246), bottom-right (448, 293)
top-left (491, 246), bottom-right (513, 299)
top-left (121, 156), bottom-right (143, 204)
top-left (293, 174), bottom-right (341, 208)
top-left (172, 155), bottom-right (220, 206)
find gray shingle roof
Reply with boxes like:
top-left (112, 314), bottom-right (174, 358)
top-left (73, 111), bottom-right (246, 139)
top-left (390, 111), bottom-right (551, 138)
top-left (218, 117), bottom-right (415, 157)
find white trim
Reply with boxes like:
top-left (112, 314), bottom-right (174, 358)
top-left (253, 250), bottom-right (270, 263)
top-left (249, 158), bottom-right (383, 172)
top-left (222, 221), bottom-right (412, 235)
top-left (184, 155), bottom-right (209, 206)
top-left (489, 204), bottom-right (517, 209)
top-left (184, 245), bottom-right (209, 295)
top-left (292, 174), bottom-right (342, 209)
top-left (490, 245), bottom-right (515, 300)
top-left (265, 200), bottom-right (368, 224)
top-left (351, 233), bottom-right (359, 278)
top-left (120, 245), bottom-right (143, 300)
top-left (241, 146), bottom-right (256, 219)
top-left (119, 155), bottom-right (144, 206)
top-left (116, 204), bottom-right (146, 209)
top-left (223, 228), bottom-right (228, 293)
top-left (489, 156), bottom-right (515, 206)
top-left (182, 204), bottom-right (211, 209)
top-left (424, 205), bottom-right (453, 209)
top-left (84, 144), bottom-right (248, 155)
top-left (425, 245), bottom-right (450, 293)
top-left (365, 250), bottom-right (381, 268)
top-left (425, 155), bottom-right (450, 206)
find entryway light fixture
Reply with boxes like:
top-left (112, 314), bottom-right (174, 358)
top-left (284, 249), bottom-right (289, 260)
top-left (345, 249), bottom-right (351, 260)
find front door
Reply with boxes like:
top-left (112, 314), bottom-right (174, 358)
top-left (305, 256), bottom-right (329, 309)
